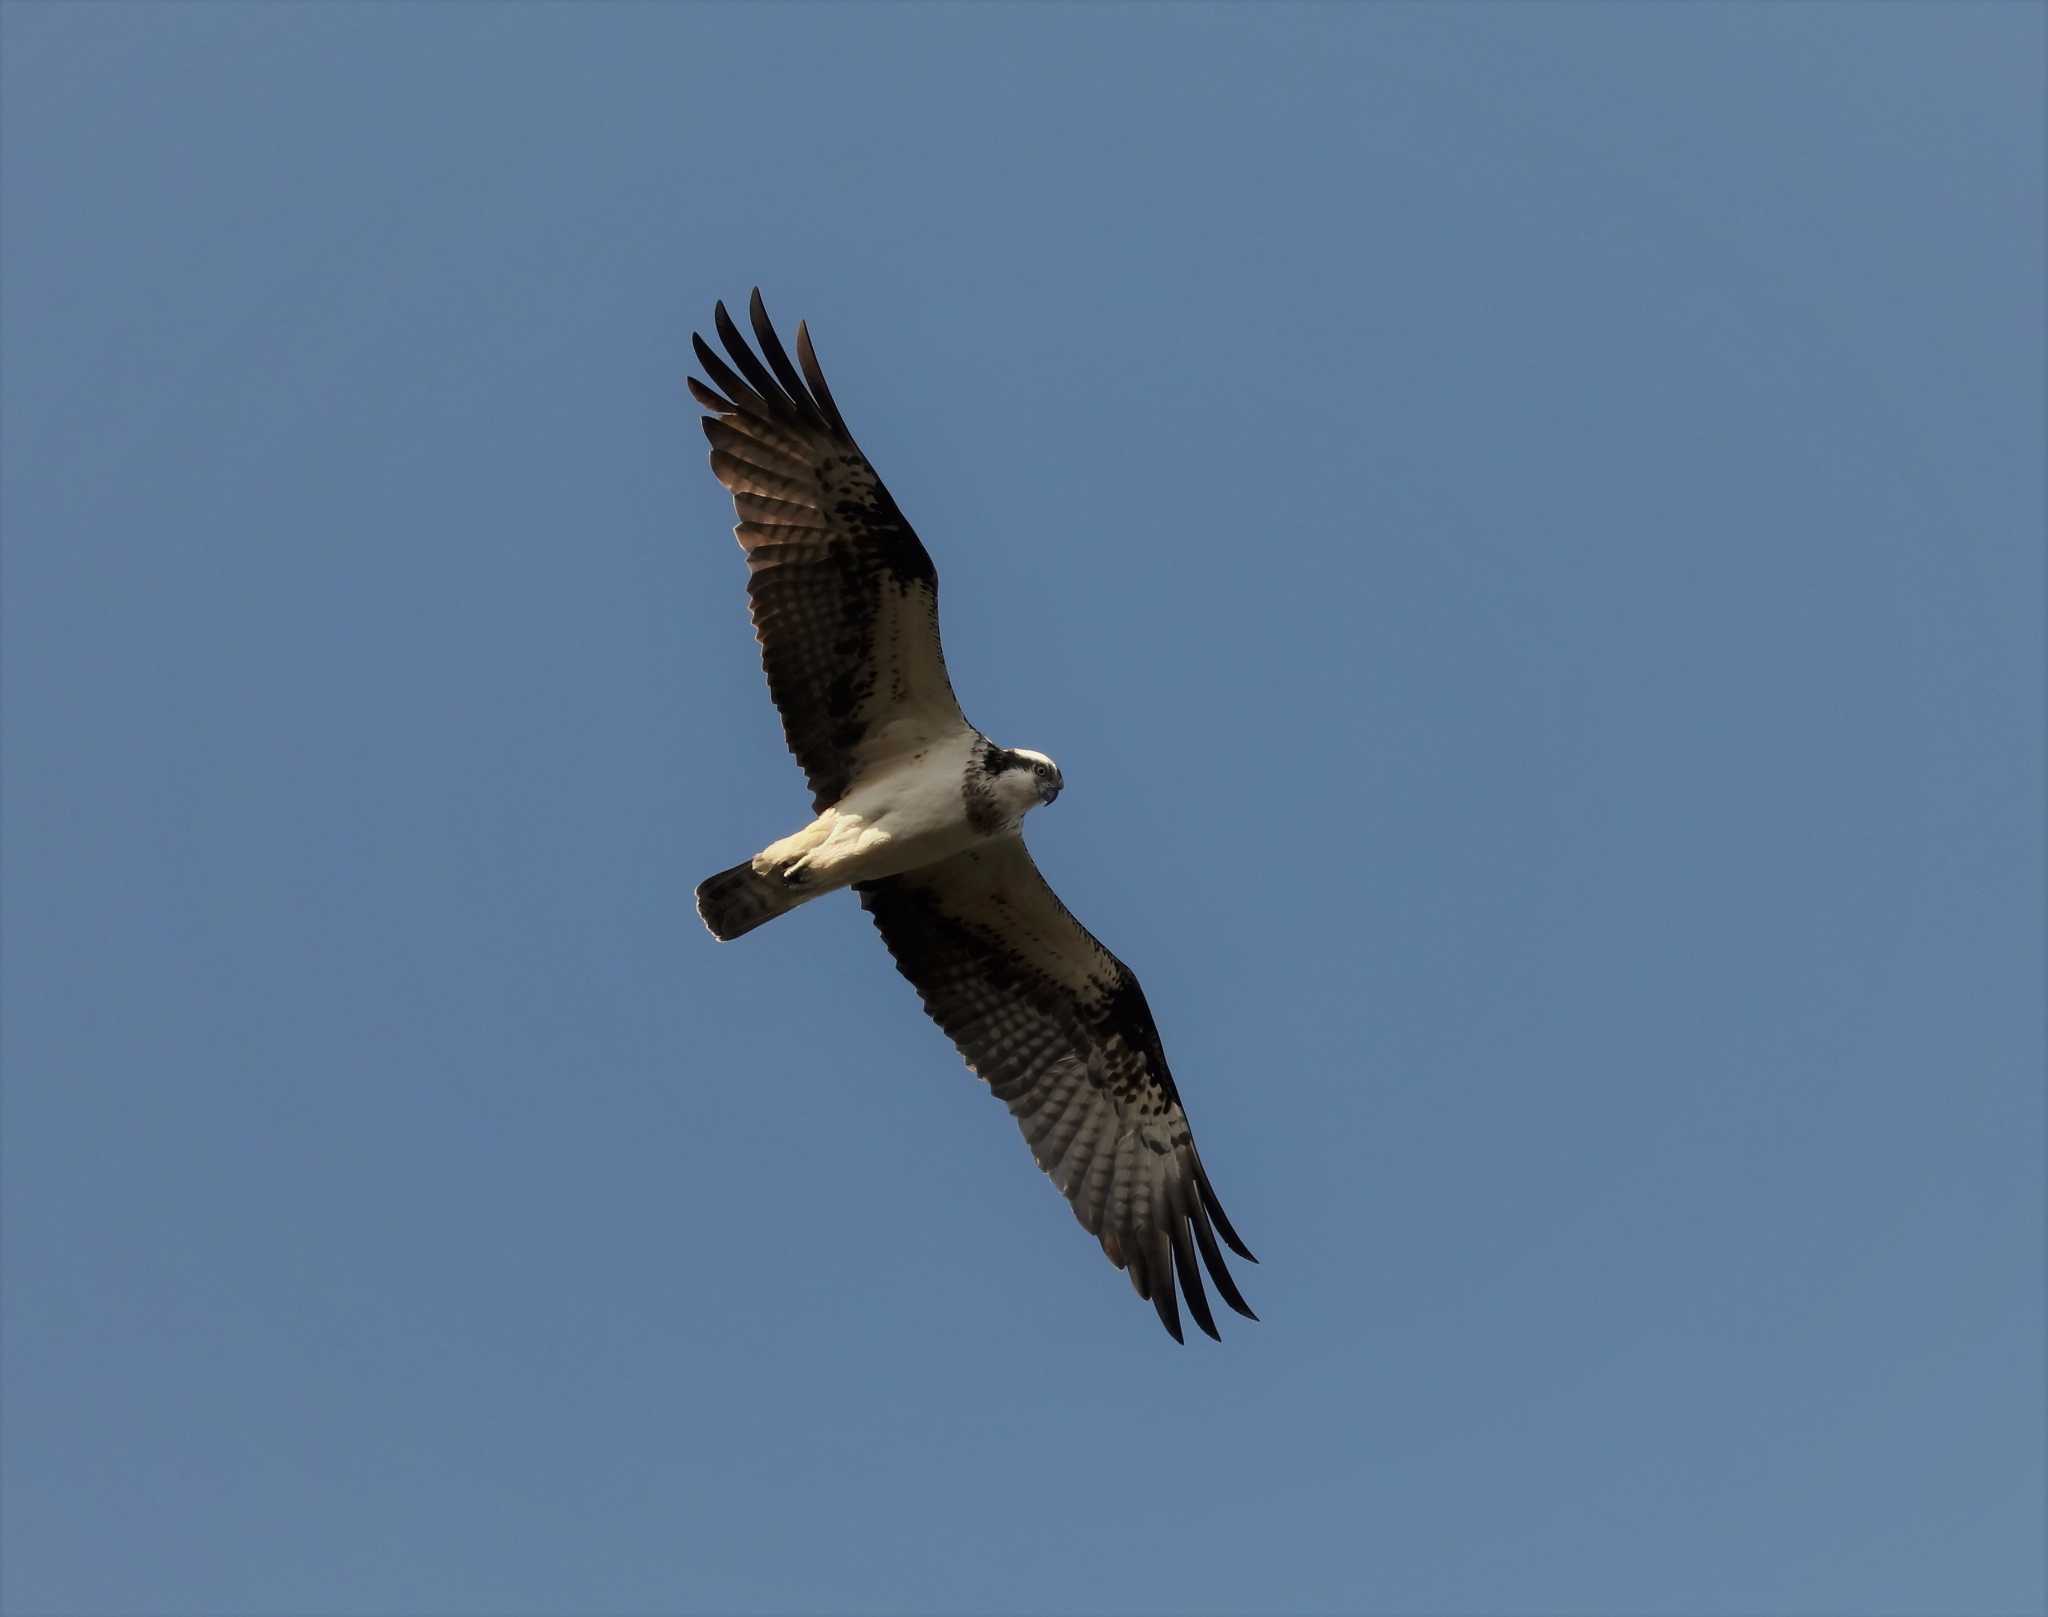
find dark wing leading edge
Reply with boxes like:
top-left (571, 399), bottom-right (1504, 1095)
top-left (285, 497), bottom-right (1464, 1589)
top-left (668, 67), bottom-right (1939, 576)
top-left (858, 837), bottom-right (1257, 1343)
top-left (690, 291), bottom-right (967, 812)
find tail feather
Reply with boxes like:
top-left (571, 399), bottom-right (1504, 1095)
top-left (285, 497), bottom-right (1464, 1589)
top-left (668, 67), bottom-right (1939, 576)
top-left (696, 860), bottom-right (795, 941)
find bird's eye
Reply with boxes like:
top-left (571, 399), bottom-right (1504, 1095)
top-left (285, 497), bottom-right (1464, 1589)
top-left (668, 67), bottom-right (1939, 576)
top-left (1034, 763), bottom-right (1050, 778)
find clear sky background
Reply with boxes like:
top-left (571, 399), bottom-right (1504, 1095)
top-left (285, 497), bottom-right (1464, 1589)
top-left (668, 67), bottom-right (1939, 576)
top-left (3, 5), bottom-right (2041, 1614)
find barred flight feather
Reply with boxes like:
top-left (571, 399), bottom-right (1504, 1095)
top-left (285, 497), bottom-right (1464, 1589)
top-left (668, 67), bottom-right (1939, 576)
top-left (689, 289), bottom-right (962, 812)
top-left (856, 837), bottom-right (1255, 1343)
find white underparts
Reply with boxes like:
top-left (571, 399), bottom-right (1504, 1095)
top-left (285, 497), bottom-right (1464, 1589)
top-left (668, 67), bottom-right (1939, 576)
top-left (748, 729), bottom-right (1039, 897)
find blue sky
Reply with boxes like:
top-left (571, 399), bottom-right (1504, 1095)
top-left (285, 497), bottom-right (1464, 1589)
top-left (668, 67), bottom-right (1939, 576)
top-left (2, 5), bottom-right (2041, 1613)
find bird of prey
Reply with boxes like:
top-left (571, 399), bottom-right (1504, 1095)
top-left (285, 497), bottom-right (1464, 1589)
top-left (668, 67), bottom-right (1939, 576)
top-left (689, 291), bottom-right (1256, 1342)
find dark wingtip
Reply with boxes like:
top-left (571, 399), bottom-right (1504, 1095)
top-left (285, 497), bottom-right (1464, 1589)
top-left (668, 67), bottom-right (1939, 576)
top-left (712, 299), bottom-right (790, 409)
top-left (1169, 1218), bottom-right (1220, 1342)
top-left (1188, 1191), bottom-right (1258, 1321)
top-left (1148, 1232), bottom-right (1185, 1343)
top-left (794, 319), bottom-right (850, 438)
top-left (1153, 1287), bottom-right (1185, 1344)
top-left (1196, 1162), bottom-right (1257, 1263)
top-left (710, 302), bottom-right (749, 372)
top-left (686, 375), bottom-right (733, 413)
top-left (747, 288), bottom-right (818, 416)
top-left (692, 330), bottom-right (770, 417)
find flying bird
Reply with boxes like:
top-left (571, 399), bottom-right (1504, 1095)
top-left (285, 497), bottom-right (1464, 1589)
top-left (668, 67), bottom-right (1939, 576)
top-left (689, 291), bottom-right (1256, 1342)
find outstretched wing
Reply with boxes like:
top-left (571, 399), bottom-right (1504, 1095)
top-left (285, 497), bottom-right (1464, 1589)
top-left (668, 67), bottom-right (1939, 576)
top-left (858, 837), bottom-right (1257, 1342)
top-left (690, 290), bottom-right (967, 812)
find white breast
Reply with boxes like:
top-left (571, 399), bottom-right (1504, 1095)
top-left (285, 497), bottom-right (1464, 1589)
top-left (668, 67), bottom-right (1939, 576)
top-left (798, 731), bottom-right (985, 887)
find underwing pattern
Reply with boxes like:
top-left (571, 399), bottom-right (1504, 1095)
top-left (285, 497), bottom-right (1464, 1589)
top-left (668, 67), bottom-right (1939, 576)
top-left (691, 295), bottom-right (962, 813)
top-left (858, 839), bottom-right (1256, 1343)
top-left (690, 292), bottom-right (1257, 1341)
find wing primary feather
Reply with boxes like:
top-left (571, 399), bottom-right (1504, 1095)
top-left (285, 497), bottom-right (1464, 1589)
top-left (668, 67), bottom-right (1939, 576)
top-left (1149, 1229), bottom-right (1184, 1343)
top-left (701, 417), bottom-right (812, 480)
top-left (1123, 1237), bottom-right (1149, 1298)
top-left (714, 300), bottom-right (796, 413)
top-left (1196, 1158), bottom-right (1257, 1263)
top-left (748, 289), bottom-right (820, 417)
top-left (1188, 1191), bottom-right (1258, 1321)
top-left (795, 322), bottom-right (851, 438)
top-left (731, 491), bottom-right (822, 528)
top-left (707, 448), bottom-right (815, 505)
top-left (691, 332), bottom-right (775, 418)
top-left (1168, 1198), bottom-right (1220, 1341)
top-left (686, 376), bottom-right (736, 413)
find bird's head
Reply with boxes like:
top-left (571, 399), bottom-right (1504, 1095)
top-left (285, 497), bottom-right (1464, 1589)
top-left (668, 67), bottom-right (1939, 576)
top-left (985, 746), bottom-right (1064, 819)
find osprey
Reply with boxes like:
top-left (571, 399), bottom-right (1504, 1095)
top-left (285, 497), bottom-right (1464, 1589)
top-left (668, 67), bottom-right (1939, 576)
top-left (690, 292), bottom-right (1256, 1342)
